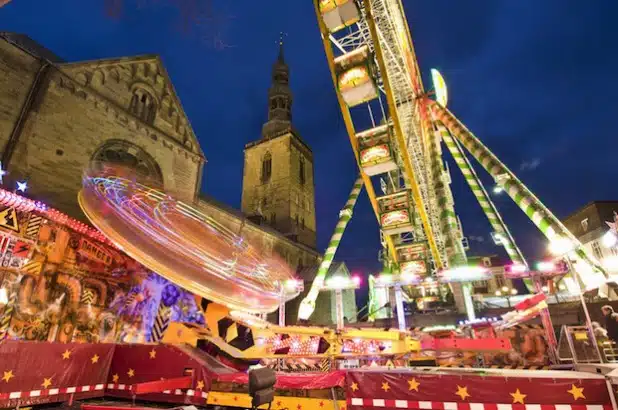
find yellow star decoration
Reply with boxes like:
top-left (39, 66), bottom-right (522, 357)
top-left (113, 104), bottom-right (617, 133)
top-left (567, 384), bottom-right (586, 400)
top-left (41, 378), bottom-right (52, 389)
top-left (127, 368), bottom-right (135, 378)
top-left (196, 380), bottom-right (205, 390)
top-left (510, 389), bottom-right (527, 404)
top-left (2, 370), bottom-right (14, 383)
top-left (91, 354), bottom-right (99, 364)
top-left (61, 349), bottom-right (71, 360)
top-left (381, 382), bottom-right (390, 392)
top-left (112, 374), bottom-right (119, 383)
top-left (408, 378), bottom-right (420, 392)
top-left (149, 349), bottom-right (157, 359)
top-left (350, 382), bottom-right (359, 392)
top-left (455, 385), bottom-right (470, 401)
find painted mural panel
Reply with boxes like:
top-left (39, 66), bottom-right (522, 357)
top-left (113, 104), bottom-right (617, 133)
top-left (0, 201), bottom-right (204, 344)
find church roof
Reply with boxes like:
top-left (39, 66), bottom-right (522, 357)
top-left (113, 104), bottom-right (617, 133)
top-left (298, 261), bottom-right (349, 281)
top-left (59, 54), bottom-right (204, 160)
top-left (0, 32), bottom-right (64, 63)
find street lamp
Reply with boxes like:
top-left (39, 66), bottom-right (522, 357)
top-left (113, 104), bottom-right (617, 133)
top-left (495, 286), bottom-right (518, 307)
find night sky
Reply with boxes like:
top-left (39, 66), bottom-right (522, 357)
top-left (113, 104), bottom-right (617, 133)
top-left (1, 1), bottom-right (617, 283)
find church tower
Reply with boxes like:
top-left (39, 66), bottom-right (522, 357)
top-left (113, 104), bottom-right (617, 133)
top-left (241, 37), bottom-right (317, 249)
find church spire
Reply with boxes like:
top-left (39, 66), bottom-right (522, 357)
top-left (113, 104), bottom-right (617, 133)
top-left (262, 33), bottom-right (293, 139)
top-left (278, 32), bottom-right (285, 63)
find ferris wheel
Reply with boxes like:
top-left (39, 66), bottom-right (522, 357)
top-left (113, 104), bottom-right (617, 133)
top-left (298, 0), bottom-right (608, 322)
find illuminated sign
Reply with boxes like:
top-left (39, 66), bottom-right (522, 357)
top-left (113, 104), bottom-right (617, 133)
top-left (398, 243), bottom-right (427, 261)
top-left (78, 237), bottom-right (113, 265)
top-left (431, 69), bottom-right (448, 108)
top-left (400, 260), bottom-right (426, 276)
top-left (338, 67), bottom-right (370, 91)
top-left (360, 144), bottom-right (391, 165)
top-left (380, 209), bottom-right (410, 228)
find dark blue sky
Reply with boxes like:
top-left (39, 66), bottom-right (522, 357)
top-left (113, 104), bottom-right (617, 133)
top-left (2, 0), bottom-right (617, 277)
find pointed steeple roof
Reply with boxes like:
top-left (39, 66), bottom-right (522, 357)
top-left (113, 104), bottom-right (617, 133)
top-left (278, 32), bottom-right (285, 64)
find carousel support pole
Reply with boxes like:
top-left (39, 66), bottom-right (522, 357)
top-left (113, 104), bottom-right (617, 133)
top-left (394, 285), bottom-right (406, 331)
top-left (279, 287), bottom-right (286, 327)
top-left (335, 289), bottom-right (344, 330)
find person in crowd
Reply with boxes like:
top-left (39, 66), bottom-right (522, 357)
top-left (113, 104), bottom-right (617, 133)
top-left (601, 305), bottom-right (618, 343)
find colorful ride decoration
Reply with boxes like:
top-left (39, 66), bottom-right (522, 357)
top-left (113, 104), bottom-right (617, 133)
top-left (318, 0), bottom-right (360, 33)
top-left (334, 45), bottom-right (379, 107)
top-left (356, 125), bottom-right (399, 177)
top-left (376, 190), bottom-right (414, 236)
top-left (79, 169), bottom-right (299, 313)
top-left (0, 186), bottom-right (203, 344)
top-left (397, 241), bottom-right (429, 278)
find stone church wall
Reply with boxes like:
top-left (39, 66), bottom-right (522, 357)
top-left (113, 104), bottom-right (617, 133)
top-left (0, 39), bottom-right (41, 155)
top-left (0, 39), bottom-right (202, 219)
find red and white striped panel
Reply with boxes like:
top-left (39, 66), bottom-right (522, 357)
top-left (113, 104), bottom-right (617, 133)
top-left (348, 398), bottom-right (612, 410)
top-left (106, 384), bottom-right (208, 400)
top-left (0, 384), bottom-right (105, 401)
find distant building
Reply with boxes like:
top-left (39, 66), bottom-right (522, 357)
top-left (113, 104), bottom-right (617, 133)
top-left (467, 255), bottom-right (515, 298)
top-left (298, 262), bottom-right (358, 326)
top-left (564, 201), bottom-right (618, 273)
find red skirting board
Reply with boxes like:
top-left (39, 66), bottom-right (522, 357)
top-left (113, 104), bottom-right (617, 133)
top-left (346, 369), bottom-right (613, 408)
top-left (0, 341), bottom-right (114, 408)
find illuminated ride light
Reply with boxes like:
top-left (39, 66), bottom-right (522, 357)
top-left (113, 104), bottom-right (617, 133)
top-left (0, 187), bottom-right (112, 246)
top-left (436, 266), bottom-right (491, 283)
top-left (78, 167), bottom-right (299, 313)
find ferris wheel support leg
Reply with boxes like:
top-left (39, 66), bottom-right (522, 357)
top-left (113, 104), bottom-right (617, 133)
top-left (435, 121), bottom-right (528, 266)
top-left (421, 109), bottom-right (472, 317)
top-left (297, 177), bottom-right (364, 322)
top-left (431, 102), bottom-right (607, 279)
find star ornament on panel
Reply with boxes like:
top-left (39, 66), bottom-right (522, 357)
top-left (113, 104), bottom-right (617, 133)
top-left (350, 382), bottom-right (359, 392)
top-left (149, 348), bottom-right (157, 359)
top-left (2, 370), bottom-right (14, 382)
top-left (510, 388), bottom-right (527, 404)
top-left (112, 374), bottom-right (119, 383)
top-left (62, 349), bottom-right (71, 360)
top-left (41, 377), bottom-right (53, 389)
top-left (381, 381), bottom-right (390, 392)
top-left (455, 385), bottom-right (470, 400)
top-left (407, 378), bottom-right (420, 391)
top-left (567, 384), bottom-right (585, 400)
top-left (91, 354), bottom-right (100, 364)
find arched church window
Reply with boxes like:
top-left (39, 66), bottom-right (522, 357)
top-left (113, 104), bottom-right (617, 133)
top-left (92, 139), bottom-right (163, 185)
top-left (262, 152), bottom-right (272, 183)
top-left (299, 156), bottom-right (305, 185)
top-left (270, 99), bottom-right (277, 110)
top-left (129, 88), bottom-right (157, 124)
